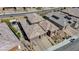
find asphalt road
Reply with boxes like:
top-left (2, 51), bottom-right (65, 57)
top-left (55, 39), bottom-right (79, 51)
top-left (0, 9), bottom-right (54, 19)
top-left (0, 7), bottom-right (61, 19)
top-left (0, 12), bottom-right (36, 18)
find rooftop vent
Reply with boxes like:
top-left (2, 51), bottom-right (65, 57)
top-left (64, 16), bottom-right (71, 20)
top-left (52, 15), bottom-right (59, 20)
top-left (68, 21), bottom-right (72, 24)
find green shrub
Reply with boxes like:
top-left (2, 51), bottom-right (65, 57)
top-left (1, 19), bottom-right (10, 23)
top-left (16, 32), bottom-right (21, 38)
top-left (1, 19), bottom-right (21, 38)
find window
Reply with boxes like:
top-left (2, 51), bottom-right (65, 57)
top-left (52, 15), bottom-right (59, 20)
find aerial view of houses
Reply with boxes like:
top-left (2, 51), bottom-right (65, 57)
top-left (0, 7), bottom-right (79, 51)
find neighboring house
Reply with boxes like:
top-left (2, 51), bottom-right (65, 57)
top-left (0, 23), bottom-right (20, 51)
top-left (26, 13), bottom-right (45, 24)
top-left (61, 8), bottom-right (79, 18)
top-left (39, 20), bottom-right (59, 33)
top-left (45, 11), bottom-right (78, 29)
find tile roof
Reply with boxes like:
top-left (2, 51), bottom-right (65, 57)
top-left (0, 23), bottom-right (19, 50)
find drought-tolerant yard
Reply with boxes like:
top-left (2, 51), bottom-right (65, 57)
top-left (0, 19), bottom-right (21, 39)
